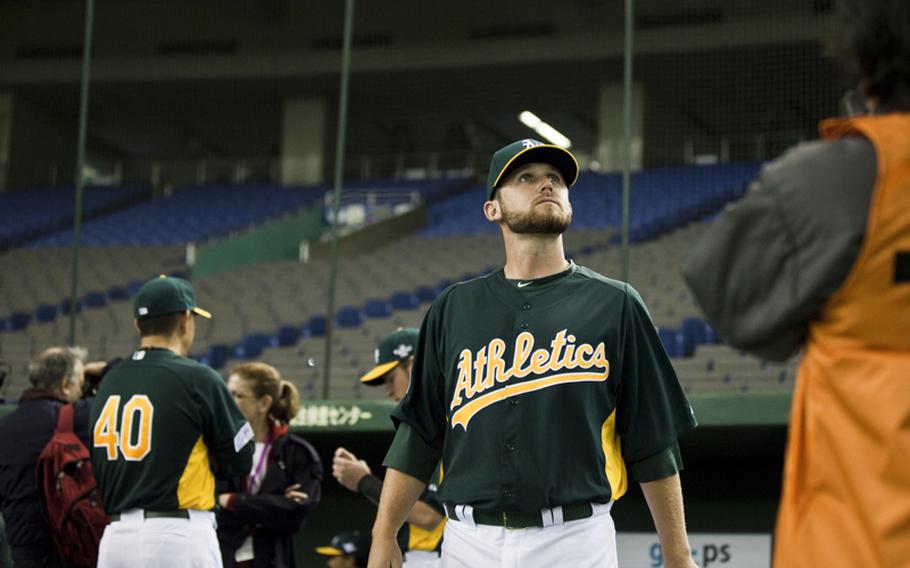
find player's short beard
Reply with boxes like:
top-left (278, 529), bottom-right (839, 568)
top-left (498, 197), bottom-right (572, 235)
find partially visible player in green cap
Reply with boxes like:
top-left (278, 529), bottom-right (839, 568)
top-left (316, 531), bottom-right (371, 568)
top-left (333, 328), bottom-right (445, 567)
top-left (357, 327), bottom-right (420, 402)
top-left (90, 275), bottom-right (254, 568)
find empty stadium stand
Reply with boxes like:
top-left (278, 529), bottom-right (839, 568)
top-left (421, 162), bottom-right (760, 237)
top-left (0, 164), bottom-right (799, 404)
top-left (28, 184), bottom-right (328, 247)
top-left (0, 185), bottom-right (151, 250)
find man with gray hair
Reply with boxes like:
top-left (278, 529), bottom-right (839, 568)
top-left (0, 347), bottom-right (89, 567)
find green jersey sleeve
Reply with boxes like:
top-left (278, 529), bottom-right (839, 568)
top-left (384, 423), bottom-right (443, 483)
top-left (389, 293), bottom-right (449, 468)
top-left (628, 442), bottom-right (683, 482)
top-left (195, 366), bottom-right (254, 479)
top-left (616, 285), bottom-right (697, 465)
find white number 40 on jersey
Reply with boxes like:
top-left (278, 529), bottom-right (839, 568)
top-left (93, 395), bottom-right (154, 461)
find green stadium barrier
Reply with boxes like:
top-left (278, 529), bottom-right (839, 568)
top-left (191, 206), bottom-right (326, 279)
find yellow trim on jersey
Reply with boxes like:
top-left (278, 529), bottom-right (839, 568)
top-left (601, 410), bottom-right (628, 500)
top-left (177, 435), bottom-right (215, 510)
top-left (408, 518), bottom-right (446, 552)
top-left (451, 371), bottom-right (609, 430)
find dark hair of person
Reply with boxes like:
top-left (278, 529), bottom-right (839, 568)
top-left (829, 0), bottom-right (910, 108)
top-left (136, 312), bottom-right (182, 337)
top-left (230, 362), bottom-right (301, 424)
top-left (28, 349), bottom-right (79, 390)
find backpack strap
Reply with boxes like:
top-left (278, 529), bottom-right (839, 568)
top-left (56, 403), bottom-right (75, 434)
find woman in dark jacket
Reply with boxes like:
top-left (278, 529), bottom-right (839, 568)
top-left (217, 362), bottom-right (323, 568)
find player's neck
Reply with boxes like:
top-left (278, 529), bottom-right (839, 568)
top-left (502, 233), bottom-right (569, 280)
top-left (139, 336), bottom-right (187, 357)
top-left (252, 417), bottom-right (270, 443)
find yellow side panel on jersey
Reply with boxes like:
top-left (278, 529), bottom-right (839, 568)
top-left (177, 436), bottom-right (215, 510)
top-left (601, 410), bottom-right (628, 500)
top-left (408, 518), bottom-right (446, 552)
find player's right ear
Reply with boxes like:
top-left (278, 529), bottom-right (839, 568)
top-left (177, 310), bottom-right (192, 333)
top-left (483, 200), bottom-right (501, 222)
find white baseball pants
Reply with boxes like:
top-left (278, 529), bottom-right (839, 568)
top-left (404, 549), bottom-right (442, 567)
top-left (441, 502), bottom-right (617, 568)
top-left (97, 509), bottom-right (222, 568)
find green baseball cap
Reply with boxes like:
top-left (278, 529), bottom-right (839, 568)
top-left (486, 138), bottom-right (579, 200)
top-left (359, 327), bottom-right (418, 385)
top-left (315, 531), bottom-right (370, 566)
top-left (133, 275), bottom-right (212, 321)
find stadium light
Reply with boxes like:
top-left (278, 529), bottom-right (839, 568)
top-left (518, 111), bottom-right (572, 149)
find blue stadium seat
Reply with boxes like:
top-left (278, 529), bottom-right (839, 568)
top-left (7, 311), bottom-right (31, 331)
top-left (58, 298), bottom-right (82, 315)
top-left (236, 333), bottom-right (271, 359)
top-left (390, 292), bottom-right (419, 310)
top-left (35, 304), bottom-right (58, 323)
top-left (677, 330), bottom-right (696, 358)
top-left (307, 315), bottom-right (327, 337)
top-left (364, 299), bottom-right (393, 318)
top-left (107, 286), bottom-right (130, 301)
top-left (276, 325), bottom-right (301, 347)
top-left (84, 291), bottom-right (108, 308)
top-left (658, 328), bottom-right (680, 358)
top-left (415, 286), bottom-right (436, 303)
top-left (336, 306), bottom-right (364, 328)
top-left (208, 345), bottom-right (232, 369)
top-left (681, 318), bottom-right (708, 347)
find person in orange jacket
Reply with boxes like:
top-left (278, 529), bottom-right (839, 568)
top-left (684, 1), bottom-right (910, 566)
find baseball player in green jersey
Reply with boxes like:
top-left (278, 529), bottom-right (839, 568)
top-left (333, 328), bottom-right (446, 568)
top-left (368, 140), bottom-right (698, 568)
top-left (90, 276), bottom-right (254, 567)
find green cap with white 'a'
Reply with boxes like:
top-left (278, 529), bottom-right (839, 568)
top-left (486, 138), bottom-right (579, 200)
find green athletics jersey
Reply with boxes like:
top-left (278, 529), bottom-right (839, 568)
top-left (386, 264), bottom-right (697, 513)
top-left (90, 347), bottom-right (254, 514)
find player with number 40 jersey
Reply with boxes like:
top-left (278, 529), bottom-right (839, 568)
top-left (89, 276), bottom-right (253, 568)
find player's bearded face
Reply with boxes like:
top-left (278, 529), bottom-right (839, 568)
top-left (497, 192), bottom-right (572, 234)
top-left (495, 163), bottom-right (573, 234)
